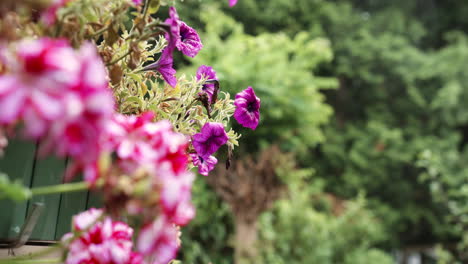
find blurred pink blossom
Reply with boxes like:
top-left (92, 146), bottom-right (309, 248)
top-left (41, 0), bottom-right (72, 26)
top-left (137, 217), bottom-right (179, 264)
top-left (42, 42), bottom-right (114, 163)
top-left (229, 0), bottom-right (238, 7)
top-left (63, 208), bottom-right (142, 264)
top-left (100, 113), bottom-right (195, 225)
top-left (0, 38), bottom-right (78, 136)
top-left (0, 38), bottom-right (115, 182)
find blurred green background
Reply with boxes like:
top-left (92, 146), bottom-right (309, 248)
top-left (174, 0), bottom-right (468, 263)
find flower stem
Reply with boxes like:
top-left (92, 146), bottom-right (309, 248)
top-left (31, 182), bottom-right (88, 196)
top-left (143, 0), bottom-right (153, 19)
top-left (88, 25), bottom-right (109, 39)
top-left (161, 97), bottom-right (180, 102)
top-left (106, 49), bottom-right (132, 66)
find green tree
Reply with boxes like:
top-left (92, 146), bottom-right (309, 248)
top-left (178, 0), bottom-right (468, 261)
top-left (181, 5), bottom-right (336, 155)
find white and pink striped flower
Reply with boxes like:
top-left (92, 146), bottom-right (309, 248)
top-left (137, 217), bottom-right (179, 264)
top-left (0, 37), bottom-right (197, 264)
top-left (41, 42), bottom-right (114, 164)
top-left (63, 208), bottom-right (142, 264)
top-left (100, 112), bottom-right (196, 225)
top-left (0, 38), bottom-right (115, 181)
top-left (0, 38), bottom-right (80, 137)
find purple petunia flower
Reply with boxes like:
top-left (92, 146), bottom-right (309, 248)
top-left (190, 153), bottom-right (217, 176)
top-left (229, 0), bottom-right (238, 7)
top-left (234, 86), bottom-right (261, 130)
top-left (177, 22), bottom-right (203, 58)
top-left (142, 48), bottom-right (177, 87)
top-left (165, 7), bottom-right (203, 58)
top-left (164, 6), bottom-right (203, 58)
top-left (165, 7), bottom-right (181, 51)
top-left (196, 65), bottom-right (218, 102)
top-left (192, 122), bottom-right (229, 158)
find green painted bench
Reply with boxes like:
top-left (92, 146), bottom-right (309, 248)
top-left (0, 139), bottom-right (101, 242)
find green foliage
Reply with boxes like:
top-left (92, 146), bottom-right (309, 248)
top-left (210, 0), bottom-right (468, 253)
top-left (259, 191), bottom-right (393, 264)
top-left (178, 0), bottom-right (468, 261)
top-left (260, 161), bottom-right (392, 264)
top-left (343, 249), bottom-right (394, 264)
top-left (181, 5), bottom-right (336, 155)
top-left (62, 0), bottom-right (243, 156)
top-left (180, 177), bottom-right (234, 264)
top-left (314, 13), bottom-right (468, 251)
top-left (434, 245), bottom-right (461, 264)
top-left (417, 147), bottom-right (468, 257)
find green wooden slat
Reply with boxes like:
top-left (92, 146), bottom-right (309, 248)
top-left (86, 191), bottom-right (103, 210)
top-left (0, 139), bottom-right (36, 240)
top-left (54, 175), bottom-right (88, 240)
top-left (28, 155), bottom-right (66, 241)
top-left (56, 187), bottom-right (103, 239)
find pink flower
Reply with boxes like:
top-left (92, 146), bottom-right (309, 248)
top-left (129, 253), bottom-right (144, 264)
top-left (0, 38), bottom-right (79, 137)
top-left (71, 207), bottom-right (103, 231)
top-left (192, 122), bottom-right (229, 158)
top-left (41, 42), bottom-right (115, 163)
top-left (137, 217), bottom-right (179, 264)
top-left (0, 38), bottom-right (115, 182)
top-left (109, 112), bottom-right (159, 162)
top-left (190, 153), bottom-right (217, 176)
top-left (159, 171), bottom-right (195, 226)
top-left (229, 0), bottom-right (238, 7)
top-left (63, 208), bottom-right (141, 264)
top-left (100, 113), bottom-right (195, 226)
top-left (234, 86), bottom-right (260, 130)
top-left (107, 112), bottom-right (188, 172)
top-left (41, 0), bottom-right (72, 26)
